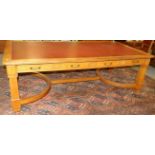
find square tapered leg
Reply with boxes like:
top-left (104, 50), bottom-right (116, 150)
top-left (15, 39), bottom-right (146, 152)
top-left (135, 60), bottom-right (150, 90)
top-left (7, 66), bottom-right (21, 112)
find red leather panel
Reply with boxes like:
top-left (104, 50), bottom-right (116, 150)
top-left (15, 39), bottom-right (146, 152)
top-left (12, 41), bottom-right (146, 60)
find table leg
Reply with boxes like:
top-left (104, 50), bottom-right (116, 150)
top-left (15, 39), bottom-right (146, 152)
top-left (135, 60), bottom-right (150, 90)
top-left (7, 66), bottom-right (21, 112)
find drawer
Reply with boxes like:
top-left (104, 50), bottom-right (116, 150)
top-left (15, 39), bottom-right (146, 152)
top-left (17, 63), bottom-right (94, 72)
top-left (17, 59), bottom-right (145, 73)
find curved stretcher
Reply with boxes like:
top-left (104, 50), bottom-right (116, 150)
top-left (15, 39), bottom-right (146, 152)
top-left (19, 70), bottom-right (137, 107)
top-left (20, 73), bottom-right (51, 105)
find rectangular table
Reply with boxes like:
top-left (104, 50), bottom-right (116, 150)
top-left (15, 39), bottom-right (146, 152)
top-left (3, 41), bottom-right (154, 112)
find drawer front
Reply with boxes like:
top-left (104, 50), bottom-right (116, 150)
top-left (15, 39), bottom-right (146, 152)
top-left (17, 59), bottom-right (145, 73)
top-left (17, 63), bottom-right (94, 72)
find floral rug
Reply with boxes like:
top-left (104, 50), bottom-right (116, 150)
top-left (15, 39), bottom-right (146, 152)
top-left (0, 66), bottom-right (155, 115)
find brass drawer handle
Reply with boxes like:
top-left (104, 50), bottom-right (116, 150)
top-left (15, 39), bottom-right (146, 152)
top-left (30, 66), bottom-right (41, 70)
top-left (70, 64), bottom-right (80, 68)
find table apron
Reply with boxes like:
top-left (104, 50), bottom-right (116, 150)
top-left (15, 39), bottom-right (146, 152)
top-left (16, 59), bottom-right (147, 73)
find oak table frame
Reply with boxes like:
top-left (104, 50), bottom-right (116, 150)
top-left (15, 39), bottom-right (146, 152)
top-left (3, 41), bottom-right (154, 112)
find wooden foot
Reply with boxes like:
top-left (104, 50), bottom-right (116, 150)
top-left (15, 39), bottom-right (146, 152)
top-left (11, 100), bottom-right (21, 112)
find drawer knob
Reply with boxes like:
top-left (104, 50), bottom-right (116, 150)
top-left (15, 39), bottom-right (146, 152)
top-left (70, 64), bottom-right (80, 68)
top-left (30, 66), bottom-right (41, 70)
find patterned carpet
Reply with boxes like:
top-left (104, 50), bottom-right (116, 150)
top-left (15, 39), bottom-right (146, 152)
top-left (0, 66), bottom-right (155, 115)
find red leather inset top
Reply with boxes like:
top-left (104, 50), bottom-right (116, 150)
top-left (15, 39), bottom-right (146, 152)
top-left (12, 41), bottom-right (146, 60)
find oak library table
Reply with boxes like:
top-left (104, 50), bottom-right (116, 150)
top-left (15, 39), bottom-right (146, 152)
top-left (3, 41), bottom-right (154, 112)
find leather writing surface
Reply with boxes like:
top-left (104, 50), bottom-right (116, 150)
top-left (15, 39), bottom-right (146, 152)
top-left (12, 41), bottom-right (146, 60)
